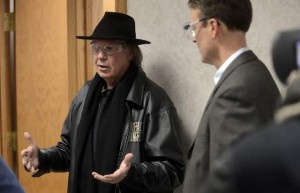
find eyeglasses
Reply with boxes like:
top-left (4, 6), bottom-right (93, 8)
top-left (182, 17), bottom-right (210, 40)
top-left (90, 44), bottom-right (127, 56)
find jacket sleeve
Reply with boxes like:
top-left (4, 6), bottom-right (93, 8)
top-left (209, 86), bottom-right (264, 162)
top-left (0, 157), bottom-right (26, 193)
top-left (121, 108), bottom-right (185, 193)
top-left (201, 151), bottom-right (239, 193)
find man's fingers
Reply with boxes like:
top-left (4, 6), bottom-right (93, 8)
top-left (22, 158), bottom-right (26, 165)
top-left (26, 161), bottom-right (32, 171)
top-left (91, 154), bottom-right (133, 184)
top-left (24, 132), bottom-right (37, 146)
top-left (123, 153), bottom-right (133, 165)
top-left (22, 156), bottom-right (29, 165)
top-left (20, 149), bottom-right (28, 157)
top-left (92, 172), bottom-right (109, 181)
top-left (30, 166), bottom-right (36, 173)
top-left (103, 170), bottom-right (121, 178)
top-left (92, 172), bottom-right (118, 184)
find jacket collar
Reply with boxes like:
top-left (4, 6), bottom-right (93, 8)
top-left (203, 50), bottom-right (257, 111)
top-left (215, 50), bottom-right (256, 91)
top-left (126, 65), bottom-right (146, 108)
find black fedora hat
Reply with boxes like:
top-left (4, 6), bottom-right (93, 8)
top-left (77, 12), bottom-right (150, 45)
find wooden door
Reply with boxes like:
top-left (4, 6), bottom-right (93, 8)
top-left (15, 0), bottom-right (71, 192)
top-left (0, 0), bottom-right (16, 169)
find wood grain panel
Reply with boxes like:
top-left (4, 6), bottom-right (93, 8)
top-left (67, 0), bottom-right (77, 102)
top-left (75, 0), bottom-right (88, 91)
top-left (15, 0), bottom-right (68, 192)
top-left (0, 0), bottom-right (14, 167)
top-left (116, 0), bottom-right (127, 13)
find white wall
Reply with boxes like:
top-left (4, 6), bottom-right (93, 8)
top-left (127, 1), bottom-right (300, 191)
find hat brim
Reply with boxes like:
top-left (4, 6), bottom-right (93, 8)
top-left (76, 35), bottom-right (150, 45)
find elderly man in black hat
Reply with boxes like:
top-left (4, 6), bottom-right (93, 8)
top-left (21, 12), bottom-right (184, 193)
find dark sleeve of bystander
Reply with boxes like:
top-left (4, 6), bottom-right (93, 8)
top-left (0, 156), bottom-right (25, 193)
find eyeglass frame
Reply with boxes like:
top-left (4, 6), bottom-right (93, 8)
top-left (182, 17), bottom-right (211, 40)
top-left (90, 43), bottom-right (128, 56)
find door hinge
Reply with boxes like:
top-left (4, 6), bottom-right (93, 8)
top-left (4, 12), bottom-right (15, 32)
top-left (7, 131), bottom-right (17, 151)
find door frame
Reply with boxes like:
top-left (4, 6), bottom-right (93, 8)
top-left (0, 0), bottom-right (15, 169)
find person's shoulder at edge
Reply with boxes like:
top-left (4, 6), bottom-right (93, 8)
top-left (0, 157), bottom-right (25, 193)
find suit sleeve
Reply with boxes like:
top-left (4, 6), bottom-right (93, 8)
top-left (201, 151), bottom-right (239, 193)
top-left (209, 86), bottom-right (261, 161)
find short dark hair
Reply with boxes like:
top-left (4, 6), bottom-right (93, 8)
top-left (188, 0), bottom-right (252, 32)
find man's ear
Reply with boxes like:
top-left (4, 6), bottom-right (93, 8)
top-left (209, 18), bottom-right (220, 38)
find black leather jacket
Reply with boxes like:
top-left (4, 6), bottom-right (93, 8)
top-left (35, 66), bottom-right (185, 193)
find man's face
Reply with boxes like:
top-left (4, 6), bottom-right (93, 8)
top-left (91, 40), bottom-right (133, 88)
top-left (190, 8), bottom-right (214, 64)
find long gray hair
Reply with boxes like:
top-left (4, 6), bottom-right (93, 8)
top-left (127, 44), bottom-right (143, 65)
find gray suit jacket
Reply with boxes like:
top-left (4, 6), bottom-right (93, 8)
top-left (183, 50), bottom-right (280, 193)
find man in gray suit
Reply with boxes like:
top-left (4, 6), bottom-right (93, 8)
top-left (182, 0), bottom-right (280, 192)
top-left (201, 29), bottom-right (300, 193)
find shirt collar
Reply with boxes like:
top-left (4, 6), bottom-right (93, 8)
top-left (214, 47), bottom-right (250, 84)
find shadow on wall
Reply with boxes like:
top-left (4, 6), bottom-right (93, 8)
top-left (144, 59), bottom-right (191, 161)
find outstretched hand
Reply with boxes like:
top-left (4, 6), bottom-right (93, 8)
top-left (20, 132), bottom-right (39, 173)
top-left (92, 153), bottom-right (133, 184)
